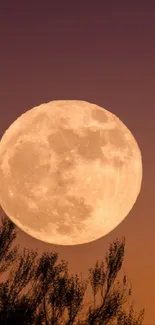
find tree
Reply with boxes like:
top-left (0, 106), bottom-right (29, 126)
top-left (0, 217), bottom-right (144, 324)
top-left (0, 246), bottom-right (38, 324)
top-left (0, 247), bottom-right (87, 325)
top-left (28, 252), bottom-right (87, 324)
top-left (0, 214), bottom-right (18, 275)
top-left (85, 237), bottom-right (144, 324)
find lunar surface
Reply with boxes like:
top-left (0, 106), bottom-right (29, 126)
top-left (0, 100), bottom-right (142, 245)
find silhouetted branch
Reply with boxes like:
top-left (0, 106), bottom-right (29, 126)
top-left (0, 215), bottom-right (18, 274)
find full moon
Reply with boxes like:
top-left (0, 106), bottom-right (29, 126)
top-left (0, 101), bottom-right (142, 245)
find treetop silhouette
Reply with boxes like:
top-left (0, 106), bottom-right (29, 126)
top-left (0, 216), bottom-right (144, 324)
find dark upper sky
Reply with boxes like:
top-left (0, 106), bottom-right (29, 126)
top-left (0, 2), bottom-right (155, 323)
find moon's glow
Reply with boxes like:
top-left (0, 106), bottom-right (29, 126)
top-left (0, 101), bottom-right (142, 245)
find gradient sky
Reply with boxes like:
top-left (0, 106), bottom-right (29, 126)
top-left (0, 2), bottom-right (155, 324)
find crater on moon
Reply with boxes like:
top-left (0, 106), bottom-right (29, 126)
top-left (91, 107), bottom-right (109, 124)
top-left (48, 127), bottom-right (107, 161)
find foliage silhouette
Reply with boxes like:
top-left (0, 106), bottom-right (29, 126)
top-left (0, 215), bottom-right (18, 274)
top-left (0, 216), bottom-right (144, 324)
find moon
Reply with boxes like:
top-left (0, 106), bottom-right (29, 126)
top-left (0, 101), bottom-right (142, 245)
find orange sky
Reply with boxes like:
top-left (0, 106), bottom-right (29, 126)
top-left (0, 2), bottom-right (155, 323)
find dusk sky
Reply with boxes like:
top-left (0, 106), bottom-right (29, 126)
top-left (0, 2), bottom-right (155, 324)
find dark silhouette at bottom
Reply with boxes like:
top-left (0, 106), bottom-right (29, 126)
top-left (0, 215), bottom-right (144, 324)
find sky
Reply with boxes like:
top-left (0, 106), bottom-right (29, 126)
top-left (0, 2), bottom-right (155, 323)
